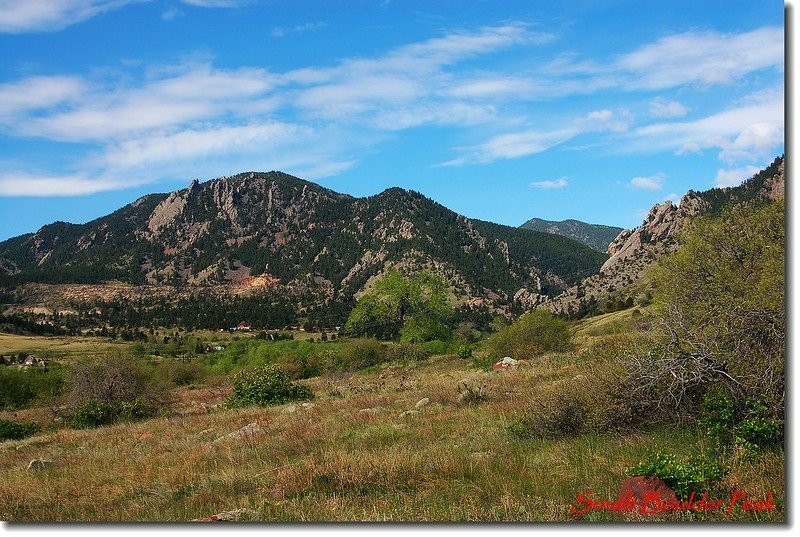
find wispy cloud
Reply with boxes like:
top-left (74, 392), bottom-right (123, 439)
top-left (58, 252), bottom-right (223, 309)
top-left (0, 0), bottom-right (145, 34)
top-left (649, 97), bottom-right (687, 118)
top-left (15, 64), bottom-right (275, 141)
top-left (440, 108), bottom-right (630, 166)
top-left (713, 165), bottom-right (761, 188)
top-left (270, 21), bottom-right (327, 38)
top-left (0, 75), bottom-right (86, 118)
top-left (531, 177), bottom-right (568, 189)
top-left (0, 172), bottom-right (129, 196)
top-left (629, 173), bottom-right (664, 191)
top-left (0, 0), bottom-right (252, 34)
top-left (635, 86), bottom-right (784, 162)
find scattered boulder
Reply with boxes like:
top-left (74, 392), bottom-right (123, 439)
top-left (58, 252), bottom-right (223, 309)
top-left (26, 459), bottom-right (54, 470)
top-left (399, 410), bottom-right (420, 418)
top-left (414, 397), bottom-right (430, 410)
top-left (212, 423), bottom-right (263, 444)
top-left (492, 357), bottom-right (519, 371)
top-left (619, 476), bottom-right (678, 505)
top-left (358, 407), bottom-right (380, 415)
top-left (192, 508), bottom-right (257, 522)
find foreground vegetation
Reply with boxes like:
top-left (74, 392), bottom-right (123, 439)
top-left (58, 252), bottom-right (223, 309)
top-left (0, 199), bottom-right (784, 522)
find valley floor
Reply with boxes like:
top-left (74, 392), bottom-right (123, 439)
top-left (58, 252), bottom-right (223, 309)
top-left (0, 338), bottom-right (784, 522)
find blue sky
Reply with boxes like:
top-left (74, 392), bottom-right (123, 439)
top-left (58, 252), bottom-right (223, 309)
top-left (0, 0), bottom-right (785, 241)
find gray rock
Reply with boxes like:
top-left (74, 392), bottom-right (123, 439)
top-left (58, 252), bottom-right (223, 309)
top-left (212, 423), bottom-right (263, 444)
top-left (399, 409), bottom-right (421, 418)
top-left (26, 459), bottom-right (54, 470)
top-left (414, 397), bottom-right (430, 409)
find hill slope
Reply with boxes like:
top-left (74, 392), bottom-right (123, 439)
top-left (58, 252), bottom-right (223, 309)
top-left (519, 218), bottom-right (624, 253)
top-left (0, 172), bottom-right (607, 321)
top-left (545, 156), bottom-right (786, 316)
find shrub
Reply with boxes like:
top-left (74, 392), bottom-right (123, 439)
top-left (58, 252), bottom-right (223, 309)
top-left (645, 201), bottom-right (785, 410)
top-left (227, 364), bottom-right (314, 408)
top-left (628, 451), bottom-right (728, 500)
top-left (154, 360), bottom-right (208, 387)
top-left (385, 342), bottom-right (429, 363)
top-left (329, 339), bottom-right (388, 372)
top-left (700, 391), bottom-right (783, 457)
top-left (66, 355), bottom-right (171, 422)
top-left (0, 419), bottom-right (40, 441)
top-left (484, 309), bottom-right (572, 360)
top-left (0, 367), bottom-right (64, 410)
top-left (456, 379), bottom-right (489, 406)
top-left (70, 398), bottom-right (155, 429)
top-left (508, 391), bottom-right (587, 439)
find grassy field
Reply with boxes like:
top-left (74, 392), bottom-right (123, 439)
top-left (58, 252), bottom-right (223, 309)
top-left (0, 333), bottom-right (129, 356)
top-left (0, 313), bottom-right (785, 522)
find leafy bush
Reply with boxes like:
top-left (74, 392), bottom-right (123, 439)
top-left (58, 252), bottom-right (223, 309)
top-left (642, 201), bottom-right (785, 411)
top-left (628, 451), bottom-right (728, 500)
top-left (422, 339), bottom-right (451, 356)
top-left (700, 391), bottom-right (783, 457)
top-left (385, 342), bottom-right (429, 363)
top-left (227, 365), bottom-right (314, 408)
top-left (456, 379), bottom-right (489, 406)
top-left (328, 339), bottom-right (388, 372)
top-left (508, 391), bottom-right (587, 439)
top-left (0, 419), bottom-right (40, 441)
top-left (154, 360), bottom-right (208, 386)
top-left (70, 398), bottom-right (155, 429)
top-left (484, 309), bottom-right (572, 360)
top-left (67, 355), bottom-right (171, 422)
top-left (0, 367), bottom-right (64, 410)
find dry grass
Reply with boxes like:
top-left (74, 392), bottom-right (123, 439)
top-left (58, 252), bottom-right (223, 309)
top-left (0, 333), bottom-right (128, 359)
top-left (0, 349), bottom-right (784, 522)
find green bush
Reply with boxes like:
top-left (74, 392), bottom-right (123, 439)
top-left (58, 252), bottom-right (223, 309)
top-left (700, 392), bottom-right (783, 457)
top-left (385, 342), bottom-right (429, 363)
top-left (227, 364), bottom-right (314, 408)
top-left (0, 367), bottom-right (64, 410)
top-left (154, 360), bottom-right (208, 386)
top-left (484, 309), bottom-right (572, 360)
top-left (70, 398), bottom-right (155, 429)
top-left (0, 418), bottom-right (40, 441)
top-left (329, 339), bottom-right (388, 372)
top-left (508, 392), bottom-right (587, 439)
top-left (628, 450), bottom-right (728, 500)
top-left (67, 355), bottom-right (171, 423)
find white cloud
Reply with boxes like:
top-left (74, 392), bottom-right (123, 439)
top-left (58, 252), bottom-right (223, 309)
top-left (161, 7), bottom-right (183, 21)
top-left (0, 0), bottom-right (145, 33)
top-left (271, 21), bottom-right (327, 38)
top-left (440, 108), bottom-right (629, 166)
top-left (629, 173), bottom-right (664, 191)
top-left (0, 172), bottom-right (128, 196)
top-left (100, 121), bottom-right (309, 169)
top-left (615, 27), bottom-right (783, 90)
top-left (0, 75), bottom-right (86, 118)
top-left (20, 64), bottom-right (275, 141)
top-left (713, 166), bottom-right (761, 188)
top-left (441, 128), bottom-right (575, 166)
top-left (531, 177), bottom-right (568, 189)
top-left (180, 0), bottom-right (251, 6)
top-left (649, 97), bottom-right (687, 118)
top-left (0, 0), bottom-right (251, 33)
top-left (634, 87), bottom-right (784, 162)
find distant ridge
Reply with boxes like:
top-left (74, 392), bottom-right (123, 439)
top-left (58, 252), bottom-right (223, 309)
top-left (519, 218), bottom-right (624, 253)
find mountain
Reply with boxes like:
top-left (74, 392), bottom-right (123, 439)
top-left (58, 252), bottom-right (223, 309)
top-left (519, 218), bottom-right (624, 253)
top-left (545, 155), bottom-right (786, 317)
top-left (0, 172), bottom-right (608, 327)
